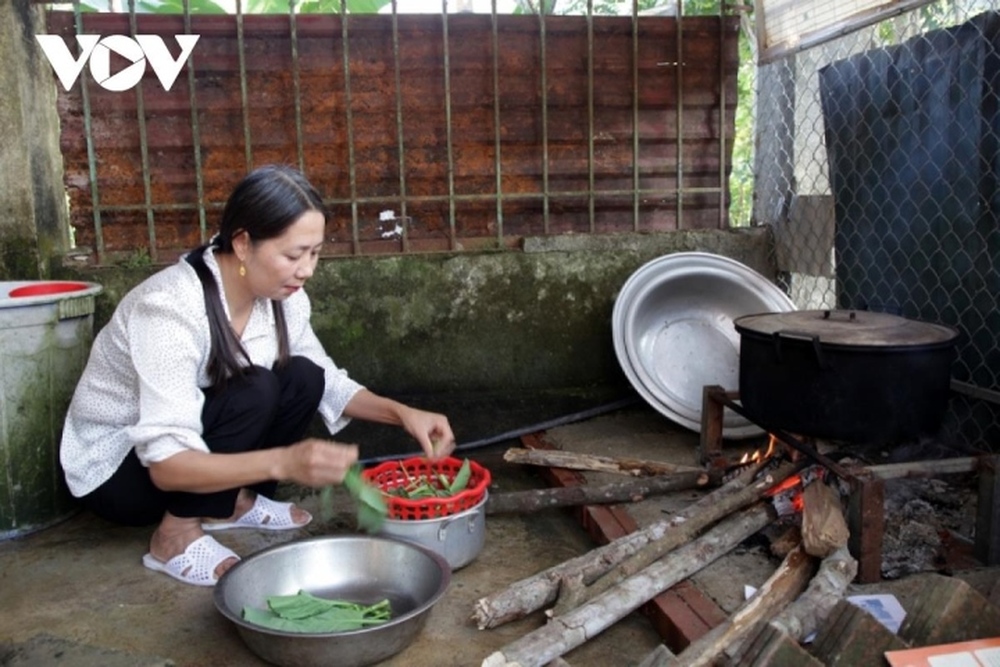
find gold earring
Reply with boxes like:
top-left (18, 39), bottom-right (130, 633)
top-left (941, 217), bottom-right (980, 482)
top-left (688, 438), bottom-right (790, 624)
top-left (239, 263), bottom-right (246, 277)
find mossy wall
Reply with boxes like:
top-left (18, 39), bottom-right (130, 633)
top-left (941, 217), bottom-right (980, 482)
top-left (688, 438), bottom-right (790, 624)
top-left (54, 228), bottom-right (776, 400)
top-left (0, 3), bottom-right (69, 281)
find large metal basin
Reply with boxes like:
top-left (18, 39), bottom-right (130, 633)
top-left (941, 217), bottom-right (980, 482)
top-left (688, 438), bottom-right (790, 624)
top-left (214, 536), bottom-right (450, 667)
top-left (612, 252), bottom-right (796, 438)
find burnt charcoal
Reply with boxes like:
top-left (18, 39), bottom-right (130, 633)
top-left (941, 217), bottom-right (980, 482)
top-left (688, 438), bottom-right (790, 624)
top-left (915, 477), bottom-right (967, 509)
top-left (880, 476), bottom-right (979, 579)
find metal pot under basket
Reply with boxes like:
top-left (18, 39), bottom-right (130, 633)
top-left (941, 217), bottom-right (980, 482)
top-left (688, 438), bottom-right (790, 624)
top-left (376, 493), bottom-right (487, 570)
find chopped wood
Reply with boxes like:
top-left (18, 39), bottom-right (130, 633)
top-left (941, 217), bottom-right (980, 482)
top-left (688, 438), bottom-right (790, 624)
top-left (485, 470), bottom-right (716, 515)
top-left (669, 545), bottom-right (818, 667)
top-left (722, 547), bottom-right (857, 666)
top-left (480, 503), bottom-right (777, 667)
top-left (554, 460), bottom-right (802, 612)
top-left (767, 545), bottom-right (858, 642)
top-left (552, 570), bottom-right (586, 619)
top-left (503, 447), bottom-right (705, 476)
top-left (472, 459), bottom-right (796, 630)
top-left (472, 525), bottom-right (651, 631)
top-left (801, 481), bottom-right (849, 558)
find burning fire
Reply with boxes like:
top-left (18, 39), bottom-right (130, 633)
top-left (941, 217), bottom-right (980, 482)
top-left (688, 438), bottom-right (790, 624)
top-left (767, 466), bottom-right (825, 516)
top-left (737, 435), bottom-right (777, 466)
top-left (729, 434), bottom-right (830, 517)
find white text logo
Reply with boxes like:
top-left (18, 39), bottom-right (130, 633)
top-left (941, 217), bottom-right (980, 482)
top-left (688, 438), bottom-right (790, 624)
top-left (35, 34), bottom-right (200, 92)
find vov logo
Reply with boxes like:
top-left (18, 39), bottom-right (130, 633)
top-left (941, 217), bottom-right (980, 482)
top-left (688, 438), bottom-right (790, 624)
top-left (35, 34), bottom-right (200, 92)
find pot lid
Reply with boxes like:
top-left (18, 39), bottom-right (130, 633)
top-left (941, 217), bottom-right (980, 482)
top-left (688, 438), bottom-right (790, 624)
top-left (734, 310), bottom-right (959, 347)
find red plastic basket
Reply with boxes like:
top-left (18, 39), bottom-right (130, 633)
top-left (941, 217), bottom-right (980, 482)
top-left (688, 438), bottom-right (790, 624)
top-left (362, 456), bottom-right (491, 520)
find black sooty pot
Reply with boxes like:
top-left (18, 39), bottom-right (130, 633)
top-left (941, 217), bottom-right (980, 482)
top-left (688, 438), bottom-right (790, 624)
top-left (734, 310), bottom-right (960, 444)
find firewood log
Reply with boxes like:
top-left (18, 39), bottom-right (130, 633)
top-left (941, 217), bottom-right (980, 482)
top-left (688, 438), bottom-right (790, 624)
top-left (485, 469), bottom-right (716, 515)
top-left (800, 481), bottom-right (849, 558)
top-left (668, 545), bottom-right (817, 667)
top-left (766, 545), bottom-right (858, 642)
top-left (503, 447), bottom-right (705, 476)
top-left (720, 546), bottom-right (857, 666)
top-left (480, 503), bottom-right (777, 667)
top-left (551, 460), bottom-right (802, 614)
top-left (472, 460), bottom-right (796, 630)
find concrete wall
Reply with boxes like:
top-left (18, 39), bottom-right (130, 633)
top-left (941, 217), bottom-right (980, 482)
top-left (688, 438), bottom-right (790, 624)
top-left (54, 228), bottom-right (776, 401)
top-left (0, 2), bottom-right (69, 280)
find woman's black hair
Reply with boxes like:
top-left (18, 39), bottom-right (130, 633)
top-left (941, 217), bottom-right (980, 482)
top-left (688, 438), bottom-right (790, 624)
top-left (186, 165), bottom-right (329, 388)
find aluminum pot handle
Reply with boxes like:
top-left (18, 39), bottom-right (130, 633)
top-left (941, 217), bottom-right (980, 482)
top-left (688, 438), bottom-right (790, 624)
top-left (437, 507), bottom-right (483, 541)
top-left (771, 330), bottom-right (830, 370)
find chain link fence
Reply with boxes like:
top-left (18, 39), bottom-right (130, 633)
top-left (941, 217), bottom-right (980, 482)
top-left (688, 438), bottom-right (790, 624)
top-left (752, 0), bottom-right (1000, 452)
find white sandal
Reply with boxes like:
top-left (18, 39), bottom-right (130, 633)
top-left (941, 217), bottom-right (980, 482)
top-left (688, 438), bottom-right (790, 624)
top-left (202, 494), bottom-right (312, 532)
top-left (142, 535), bottom-right (239, 587)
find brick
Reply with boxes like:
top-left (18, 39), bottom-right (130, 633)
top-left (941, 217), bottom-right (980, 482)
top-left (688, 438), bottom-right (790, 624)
top-left (810, 599), bottom-right (909, 666)
top-left (989, 576), bottom-right (1000, 609)
top-left (728, 621), bottom-right (825, 667)
top-left (898, 574), bottom-right (1000, 646)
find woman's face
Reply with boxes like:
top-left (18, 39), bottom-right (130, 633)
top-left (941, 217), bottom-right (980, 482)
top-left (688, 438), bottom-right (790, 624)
top-left (241, 209), bottom-right (325, 301)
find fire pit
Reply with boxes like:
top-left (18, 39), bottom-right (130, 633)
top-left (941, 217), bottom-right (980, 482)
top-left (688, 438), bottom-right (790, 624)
top-left (698, 385), bottom-right (999, 582)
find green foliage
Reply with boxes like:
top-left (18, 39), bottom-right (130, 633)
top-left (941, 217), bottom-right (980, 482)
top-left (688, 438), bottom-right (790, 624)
top-left (730, 14), bottom-right (755, 227)
top-left (297, 0), bottom-right (388, 12)
top-left (137, 0), bottom-right (228, 13)
top-left (76, 0), bottom-right (390, 13)
top-left (680, 0), bottom-right (719, 15)
top-left (115, 247), bottom-right (153, 268)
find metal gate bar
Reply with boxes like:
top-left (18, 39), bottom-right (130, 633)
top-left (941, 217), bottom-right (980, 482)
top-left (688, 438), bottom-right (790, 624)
top-left (55, 4), bottom-right (736, 262)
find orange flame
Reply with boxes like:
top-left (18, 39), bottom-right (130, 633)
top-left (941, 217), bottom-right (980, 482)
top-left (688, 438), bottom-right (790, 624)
top-left (790, 493), bottom-right (805, 513)
top-left (767, 473), bottom-right (803, 496)
top-left (737, 435), bottom-right (777, 465)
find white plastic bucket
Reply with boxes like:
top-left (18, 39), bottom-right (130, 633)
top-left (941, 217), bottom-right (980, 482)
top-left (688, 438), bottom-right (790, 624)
top-left (0, 280), bottom-right (102, 539)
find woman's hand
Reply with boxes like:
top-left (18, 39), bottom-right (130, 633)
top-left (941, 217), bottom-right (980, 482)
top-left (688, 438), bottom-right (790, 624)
top-left (343, 390), bottom-right (456, 461)
top-left (399, 406), bottom-right (456, 460)
top-left (148, 439), bottom-right (358, 494)
top-left (280, 438), bottom-right (359, 487)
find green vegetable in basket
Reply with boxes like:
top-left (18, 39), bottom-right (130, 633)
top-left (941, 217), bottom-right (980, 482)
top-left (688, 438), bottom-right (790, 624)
top-left (383, 458), bottom-right (474, 500)
top-left (343, 464), bottom-right (388, 532)
top-left (448, 458), bottom-right (472, 494)
top-left (242, 590), bottom-right (392, 633)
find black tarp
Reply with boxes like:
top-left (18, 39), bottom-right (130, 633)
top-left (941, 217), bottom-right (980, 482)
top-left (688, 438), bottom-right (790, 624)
top-left (819, 11), bottom-right (1000, 447)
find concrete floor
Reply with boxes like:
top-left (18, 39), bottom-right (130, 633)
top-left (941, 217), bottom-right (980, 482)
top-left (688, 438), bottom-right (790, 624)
top-left (2, 406), bottom-right (704, 667)
top-left (4, 404), bottom-right (993, 667)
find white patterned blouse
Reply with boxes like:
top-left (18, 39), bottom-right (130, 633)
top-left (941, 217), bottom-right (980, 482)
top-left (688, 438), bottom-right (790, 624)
top-left (59, 246), bottom-right (363, 497)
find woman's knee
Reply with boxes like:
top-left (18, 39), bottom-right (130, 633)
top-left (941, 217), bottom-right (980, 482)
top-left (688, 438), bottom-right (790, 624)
top-left (237, 366), bottom-right (282, 406)
top-left (278, 356), bottom-right (325, 403)
top-left (201, 366), bottom-right (281, 442)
